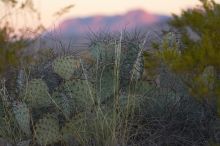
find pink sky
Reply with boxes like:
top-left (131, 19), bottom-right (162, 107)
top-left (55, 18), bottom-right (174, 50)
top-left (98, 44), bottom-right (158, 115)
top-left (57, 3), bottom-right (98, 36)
top-left (38, 0), bottom-right (220, 27)
top-left (1, 0), bottom-right (220, 30)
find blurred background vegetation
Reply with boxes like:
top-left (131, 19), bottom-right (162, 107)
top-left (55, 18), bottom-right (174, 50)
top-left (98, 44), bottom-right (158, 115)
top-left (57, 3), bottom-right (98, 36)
top-left (144, 0), bottom-right (220, 113)
top-left (0, 0), bottom-right (40, 76)
top-left (0, 0), bottom-right (73, 77)
top-left (1, 0), bottom-right (220, 145)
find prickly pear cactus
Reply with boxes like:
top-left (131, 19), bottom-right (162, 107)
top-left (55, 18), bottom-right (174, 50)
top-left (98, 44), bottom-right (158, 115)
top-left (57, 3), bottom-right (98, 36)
top-left (34, 114), bottom-right (60, 145)
top-left (52, 56), bottom-right (80, 80)
top-left (52, 92), bottom-right (71, 118)
top-left (23, 79), bottom-right (51, 108)
top-left (120, 45), bottom-right (141, 87)
top-left (60, 94), bottom-right (71, 118)
top-left (59, 79), bottom-right (94, 111)
top-left (97, 67), bottom-right (114, 103)
top-left (61, 117), bottom-right (87, 145)
top-left (90, 42), bottom-right (115, 63)
top-left (12, 102), bottom-right (31, 136)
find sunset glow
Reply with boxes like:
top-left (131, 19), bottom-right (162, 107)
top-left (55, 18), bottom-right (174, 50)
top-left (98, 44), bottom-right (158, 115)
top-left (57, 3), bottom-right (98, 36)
top-left (1, 0), bottom-right (220, 30)
top-left (40, 0), bottom-right (220, 26)
top-left (39, 0), bottom-right (202, 27)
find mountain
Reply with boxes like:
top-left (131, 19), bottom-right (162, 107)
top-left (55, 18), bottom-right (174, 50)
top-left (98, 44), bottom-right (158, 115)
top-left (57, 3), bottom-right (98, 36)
top-left (48, 9), bottom-right (169, 37)
top-left (36, 10), bottom-right (170, 52)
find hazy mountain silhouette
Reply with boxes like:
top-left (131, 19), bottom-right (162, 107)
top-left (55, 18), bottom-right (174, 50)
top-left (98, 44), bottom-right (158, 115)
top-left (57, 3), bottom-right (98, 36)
top-left (49, 9), bottom-right (169, 37)
top-left (36, 10), bottom-right (170, 52)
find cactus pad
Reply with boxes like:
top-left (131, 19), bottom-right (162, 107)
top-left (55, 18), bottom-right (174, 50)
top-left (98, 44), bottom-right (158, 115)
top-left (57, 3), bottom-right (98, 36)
top-left (61, 117), bottom-right (87, 145)
top-left (98, 67), bottom-right (114, 103)
top-left (34, 114), bottom-right (60, 145)
top-left (12, 102), bottom-right (31, 136)
top-left (52, 92), bottom-right (72, 118)
top-left (59, 79), bottom-right (94, 112)
top-left (52, 56), bottom-right (80, 80)
top-left (24, 79), bottom-right (51, 108)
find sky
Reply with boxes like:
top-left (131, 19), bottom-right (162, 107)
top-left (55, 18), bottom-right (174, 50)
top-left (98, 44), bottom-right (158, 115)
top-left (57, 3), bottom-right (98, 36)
top-left (1, 0), bottom-right (220, 30)
top-left (39, 0), bottom-right (202, 27)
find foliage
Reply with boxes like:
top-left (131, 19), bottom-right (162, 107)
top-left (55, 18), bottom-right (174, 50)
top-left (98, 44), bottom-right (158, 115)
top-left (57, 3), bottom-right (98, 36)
top-left (142, 0), bottom-right (220, 145)
top-left (144, 0), bottom-right (220, 113)
top-left (0, 0), bottom-right (74, 77)
top-left (1, 0), bottom-right (220, 144)
top-left (0, 26), bottom-right (31, 75)
top-left (0, 0), bottom-right (41, 76)
top-left (0, 31), bottom-right (149, 146)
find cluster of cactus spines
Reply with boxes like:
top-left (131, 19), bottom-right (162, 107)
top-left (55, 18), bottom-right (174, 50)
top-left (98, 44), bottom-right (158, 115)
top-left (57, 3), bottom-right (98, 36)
top-left (12, 102), bottom-right (31, 136)
top-left (34, 114), bottom-right (60, 145)
top-left (52, 56), bottom-right (80, 80)
top-left (23, 79), bottom-right (51, 108)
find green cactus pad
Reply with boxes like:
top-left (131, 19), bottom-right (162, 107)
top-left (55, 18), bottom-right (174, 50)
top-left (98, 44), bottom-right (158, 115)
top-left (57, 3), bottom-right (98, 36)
top-left (90, 43), bottom-right (115, 62)
top-left (24, 79), bottom-right (51, 108)
top-left (52, 92), bottom-right (72, 118)
top-left (34, 114), bottom-right (60, 145)
top-left (52, 56), bottom-right (80, 80)
top-left (12, 102), bottom-right (31, 136)
top-left (97, 67), bottom-right (114, 103)
top-left (61, 116), bottom-right (87, 145)
top-left (59, 79), bottom-right (94, 112)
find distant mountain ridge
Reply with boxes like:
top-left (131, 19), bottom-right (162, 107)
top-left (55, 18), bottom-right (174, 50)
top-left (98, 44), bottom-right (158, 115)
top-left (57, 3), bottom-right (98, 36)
top-left (50, 9), bottom-right (169, 37)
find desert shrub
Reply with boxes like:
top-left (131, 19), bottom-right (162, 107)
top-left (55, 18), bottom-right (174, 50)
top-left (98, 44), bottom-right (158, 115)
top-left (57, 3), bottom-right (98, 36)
top-left (142, 1), bottom-right (220, 145)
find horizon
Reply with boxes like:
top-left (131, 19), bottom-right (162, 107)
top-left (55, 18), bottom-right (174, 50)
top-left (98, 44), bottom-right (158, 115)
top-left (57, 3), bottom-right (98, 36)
top-left (38, 0), bottom-right (201, 28)
top-left (36, 0), bottom-right (220, 27)
top-left (1, 0), bottom-right (220, 34)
